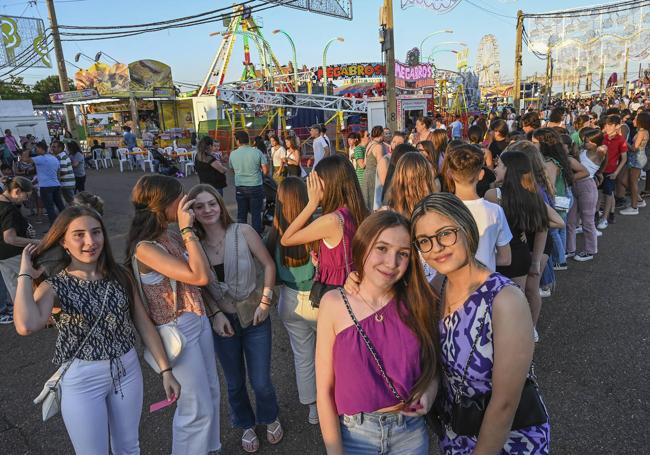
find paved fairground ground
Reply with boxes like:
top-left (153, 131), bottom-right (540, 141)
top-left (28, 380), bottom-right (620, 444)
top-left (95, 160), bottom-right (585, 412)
top-left (1, 167), bottom-right (648, 454)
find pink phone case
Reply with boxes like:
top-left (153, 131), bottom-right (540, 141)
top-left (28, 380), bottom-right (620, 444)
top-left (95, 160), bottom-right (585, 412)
top-left (149, 396), bottom-right (177, 413)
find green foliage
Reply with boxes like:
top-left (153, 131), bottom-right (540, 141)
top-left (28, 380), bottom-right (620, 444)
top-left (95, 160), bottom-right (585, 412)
top-left (0, 75), bottom-right (74, 105)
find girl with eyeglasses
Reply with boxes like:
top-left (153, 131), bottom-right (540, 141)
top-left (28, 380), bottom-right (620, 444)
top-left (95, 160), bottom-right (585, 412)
top-left (411, 193), bottom-right (550, 455)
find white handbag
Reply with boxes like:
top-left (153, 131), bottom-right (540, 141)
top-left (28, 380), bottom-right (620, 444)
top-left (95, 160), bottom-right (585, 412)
top-left (33, 283), bottom-right (111, 421)
top-left (132, 243), bottom-right (186, 373)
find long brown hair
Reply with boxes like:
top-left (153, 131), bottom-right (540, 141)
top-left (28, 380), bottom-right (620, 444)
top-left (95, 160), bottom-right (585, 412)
top-left (34, 206), bottom-right (134, 297)
top-left (314, 154), bottom-right (369, 228)
top-left (387, 152), bottom-right (437, 218)
top-left (125, 175), bottom-right (183, 260)
top-left (186, 184), bottom-right (234, 239)
top-left (266, 177), bottom-right (313, 267)
top-left (351, 211), bottom-right (438, 401)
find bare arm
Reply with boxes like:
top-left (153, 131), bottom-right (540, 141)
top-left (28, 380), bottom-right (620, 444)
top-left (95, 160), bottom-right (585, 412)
top-left (546, 203), bottom-right (565, 229)
top-left (209, 159), bottom-right (228, 174)
top-left (483, 147), bottom-right (494, 169)
top-left (529, 230), bottom-right (547, 276)
top-left (376, 147), bottom-right (389, 185)
top-left (612, 152), bottom-right (627, 178)
top-left (473, 286), bottom-right (534, 455)
top-left (3, 228), bottom-right (39, 247)
top-left (316, 292), bottom-right (344, 455)
top-left (569, 157), bottom-right (589, 181)
top-left (13, 245), bottom-right (55, 335)
top-left (495, 244), bottom-right (511, 267)
top-left (135, 240), bottom-right (210, 286)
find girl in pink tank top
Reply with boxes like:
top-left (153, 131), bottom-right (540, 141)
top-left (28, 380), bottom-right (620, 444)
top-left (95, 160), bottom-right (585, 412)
top-left (315, 211), bottom-right (440, 455)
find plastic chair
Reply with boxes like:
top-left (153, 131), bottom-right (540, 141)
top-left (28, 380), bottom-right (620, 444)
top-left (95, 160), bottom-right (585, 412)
top-left (183, 150), bottom-right (197, 176)
top-left (140, 150), bottom-right (155, 173)
top-left (163, 146), bottom-right (174, 155)
top-left (117, 148), bottom-right (133, 172)
top-left (90, 148), bottom-right (104, 170)
top-left (102, 149), bottom-right (113, 168)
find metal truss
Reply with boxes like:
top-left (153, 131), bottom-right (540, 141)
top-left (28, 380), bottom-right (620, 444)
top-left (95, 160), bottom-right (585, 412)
top-left (218, 88), bottom-right (368, 113)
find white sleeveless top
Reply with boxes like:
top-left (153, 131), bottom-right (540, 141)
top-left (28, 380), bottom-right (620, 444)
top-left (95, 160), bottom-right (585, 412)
top-left (579, 150), bottom-right (600, 179)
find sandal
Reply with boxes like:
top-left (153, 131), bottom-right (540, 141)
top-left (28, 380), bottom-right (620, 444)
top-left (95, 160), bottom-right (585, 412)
top-left (266, 419), bottom-right (284, 445)
top-left (242, 428), bottom-right (259, 453)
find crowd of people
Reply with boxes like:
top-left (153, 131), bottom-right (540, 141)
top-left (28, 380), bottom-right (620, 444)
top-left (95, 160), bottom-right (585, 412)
top-left (2, 91), bottom-right (646, 455)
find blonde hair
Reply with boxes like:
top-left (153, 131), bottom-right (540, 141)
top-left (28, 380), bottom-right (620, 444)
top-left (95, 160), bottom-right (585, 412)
top-left (387, 152), bottom-right (437, 218)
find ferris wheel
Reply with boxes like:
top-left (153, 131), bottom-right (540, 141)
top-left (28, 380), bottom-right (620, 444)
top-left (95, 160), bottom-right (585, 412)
top-left (476, 34), bottom-right (500, 88)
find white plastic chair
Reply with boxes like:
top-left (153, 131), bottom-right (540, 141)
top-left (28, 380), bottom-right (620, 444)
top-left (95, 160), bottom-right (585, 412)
top-left (117, 148), bottom-right (133, 172)
top-left (102, 149), bottom-right (113, 168)
top-left (183, 150), bottom-right (197, 176)
top-left (163, 146), bottom-right (174, 155)
top-left (90, 148), bottom-right (104, 170)
top-left (140, 150), bottom-right (155, 173)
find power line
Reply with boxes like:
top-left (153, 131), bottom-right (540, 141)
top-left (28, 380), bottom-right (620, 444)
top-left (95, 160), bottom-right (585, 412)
top-left (59, 2), bottom-right (291, 42)
top-left (524, 0), bottom-right (650, 19)
top-left (464, 0), bottom-right (515, 20)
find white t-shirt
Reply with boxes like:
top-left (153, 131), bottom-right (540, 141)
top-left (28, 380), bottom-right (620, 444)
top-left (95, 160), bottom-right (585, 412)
top-left (462, 198), bottom-right (513, 272)
top-left (271, 145), bottom-right (287, 167)
top-left (312, 136), bottom-right (329, 167)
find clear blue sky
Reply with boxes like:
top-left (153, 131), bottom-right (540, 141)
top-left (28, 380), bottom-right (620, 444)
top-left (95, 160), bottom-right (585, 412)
top-left (0, 0), bottom-right (628, 87)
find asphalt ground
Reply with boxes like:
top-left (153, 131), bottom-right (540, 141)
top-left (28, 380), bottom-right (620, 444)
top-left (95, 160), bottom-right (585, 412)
top-left (1, 166), bottom-right (648, 454)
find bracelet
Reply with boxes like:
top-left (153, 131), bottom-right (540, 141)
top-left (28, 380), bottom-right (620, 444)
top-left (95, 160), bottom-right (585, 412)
top-left (183, 235), bottom-right (199, 244)
top-left (260, 300), bottom-right (272, 308)
top-left (159, 367), bottom-right (173, 376)
top-left (18, 273), bottom-right (33, 279)
top-left (262, 287), bottom-right (273, 300)
top-left (180, 226), bottom-right (194, 235)
top-left (208, 309), bottom-right (223, 319)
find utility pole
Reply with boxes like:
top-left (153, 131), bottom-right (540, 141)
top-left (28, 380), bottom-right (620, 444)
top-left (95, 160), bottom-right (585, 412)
top-left (513, 10), bottom-right (524, 112)
top-left (46, 0), bottom-right (77, 137)
top-left (623, 43), bottom-right (630, 96)
top-left (381, 0), bottom-right (397, 131)
top-left (545, 45), bottom-right (552, 106)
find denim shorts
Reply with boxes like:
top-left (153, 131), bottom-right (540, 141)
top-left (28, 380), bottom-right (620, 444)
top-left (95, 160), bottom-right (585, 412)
top-left (601, 174), bottom-right (616, 195)
top-left (340, 412), bottom-right (428, 455)
top-left (627, 151), bottom-right (647, 169)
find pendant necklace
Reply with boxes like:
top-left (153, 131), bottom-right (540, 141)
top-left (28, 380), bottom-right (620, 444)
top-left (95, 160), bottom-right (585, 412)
top-left (357, 292), bottom-right (389, 322)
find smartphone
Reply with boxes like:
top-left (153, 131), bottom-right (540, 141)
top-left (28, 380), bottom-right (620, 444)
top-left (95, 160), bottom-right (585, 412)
top-left (149, 395), bottom-right (177, 413)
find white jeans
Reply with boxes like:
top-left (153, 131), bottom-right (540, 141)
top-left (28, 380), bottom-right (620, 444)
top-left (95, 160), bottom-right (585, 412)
top-left (60, 348), bottom-right (143, 455)
top-left (172, 312), bottom-right (221, 454)
top-left (277, 286), bottom-right (317, 405)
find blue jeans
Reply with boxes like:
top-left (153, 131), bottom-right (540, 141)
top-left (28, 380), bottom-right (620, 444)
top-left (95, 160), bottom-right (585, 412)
top-left (40, 186), bottom-right (66, 224)
top-left (213, 313), bottom-right (279, 429)
top-left (340, 413), bottom-right (428, 455)
top-left (0, 271), bottom-right (11, 315)
top-left (235, 185), bottom-right (264, 234)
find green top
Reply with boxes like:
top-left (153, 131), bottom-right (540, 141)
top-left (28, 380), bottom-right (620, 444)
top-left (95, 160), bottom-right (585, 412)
top-left (353, 145), bottom-right (366, 187)
top-left (228, 145), bottom-right (268, 187)
top-left (274, 245), bottom-right (314, 292)
top-left (570, 131), bottom-right (582, 147)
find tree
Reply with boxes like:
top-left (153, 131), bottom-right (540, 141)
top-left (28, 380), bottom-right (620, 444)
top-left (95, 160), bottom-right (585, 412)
top-left (32, 75), bottom-right (74, 105)
top-left (0, 76), bottom-right (31, 101)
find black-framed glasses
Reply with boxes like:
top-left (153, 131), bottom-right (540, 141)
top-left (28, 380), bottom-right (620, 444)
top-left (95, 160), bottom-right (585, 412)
top-left (413, 227), bottom-right (460, 253)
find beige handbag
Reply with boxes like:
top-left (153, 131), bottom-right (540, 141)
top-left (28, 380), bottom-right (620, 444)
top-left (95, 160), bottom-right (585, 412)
top-left (132, 243), bottom-right (186, 373)
top-left (33, 283), bottom-right (111, 421)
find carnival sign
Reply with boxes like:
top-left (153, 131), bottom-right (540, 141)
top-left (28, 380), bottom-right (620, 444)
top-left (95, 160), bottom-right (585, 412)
top-left (49, 89), bottom-right (99, 104)
top-left (313, 63), bottom-right (385, 81)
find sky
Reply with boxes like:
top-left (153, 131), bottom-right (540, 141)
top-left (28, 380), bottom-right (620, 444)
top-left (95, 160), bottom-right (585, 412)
top-left (0, 0), bottom-right (634, 89)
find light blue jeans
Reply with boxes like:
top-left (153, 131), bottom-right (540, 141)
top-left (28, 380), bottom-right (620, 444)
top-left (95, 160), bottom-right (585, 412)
top-left (340, 412), bottom-right (429, 455)
top-left (551, 190), bottom-right (573, 266)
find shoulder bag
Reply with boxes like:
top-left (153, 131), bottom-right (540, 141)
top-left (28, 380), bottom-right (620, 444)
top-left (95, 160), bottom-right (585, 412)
top-left (232, 223), bottom-right (266, 328)
top-left (309, 212), bottom-right (350, 309)
top-left (33, 282), bottom-right (111, 421)
top-left (446, 281), bottom-right (548, 437)
top-left (338, 288), bottom-right (405, 405)
top-left (131, 241), bottom-right (186, 373)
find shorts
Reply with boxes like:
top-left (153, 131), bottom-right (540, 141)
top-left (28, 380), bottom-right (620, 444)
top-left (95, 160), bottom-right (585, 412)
top-left (628, 151), bottom-right (647, 169)
top-left (496, 241), bottom-right (531, 278)
top-left (601, 173), bottom-right (616, 195)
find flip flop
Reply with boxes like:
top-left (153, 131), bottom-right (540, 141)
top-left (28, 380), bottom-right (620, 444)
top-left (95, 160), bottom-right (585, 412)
top-left (266, 419), bottom-right (284, 445)
top-left (242, 428), bottom-right (259, 453)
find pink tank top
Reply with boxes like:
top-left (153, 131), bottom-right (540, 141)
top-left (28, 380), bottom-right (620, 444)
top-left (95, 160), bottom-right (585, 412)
top-left (316, 207), bottom-right (356, 286)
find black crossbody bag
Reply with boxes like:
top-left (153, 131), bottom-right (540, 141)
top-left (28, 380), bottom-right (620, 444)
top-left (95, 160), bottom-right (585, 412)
top-left (443, 281), bottom-right (548, 437)
top-left (309, 213), bottom-right (349, 308)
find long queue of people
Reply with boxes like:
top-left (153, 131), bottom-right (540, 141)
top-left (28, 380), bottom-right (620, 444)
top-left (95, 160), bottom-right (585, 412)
top-left (7, 95), bottom-right (644, 454)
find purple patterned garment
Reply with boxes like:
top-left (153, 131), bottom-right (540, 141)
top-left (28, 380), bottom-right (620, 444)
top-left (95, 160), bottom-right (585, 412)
top-left (438, 273), bottom-right (550, 454)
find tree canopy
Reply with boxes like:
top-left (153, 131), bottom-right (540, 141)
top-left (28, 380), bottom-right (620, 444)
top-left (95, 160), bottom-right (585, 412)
top-left (0, 75), bottom-right (73, 105)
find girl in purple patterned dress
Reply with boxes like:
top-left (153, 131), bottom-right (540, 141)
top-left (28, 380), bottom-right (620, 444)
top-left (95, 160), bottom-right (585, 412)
top-left (411, 193), bottom-right (550, 454)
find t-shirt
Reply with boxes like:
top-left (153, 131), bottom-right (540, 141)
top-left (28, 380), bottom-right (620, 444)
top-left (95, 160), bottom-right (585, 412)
top-left (489, 140), bottom-right (508, 160)
top-left (312, 136), bottom-right (330, 167)
top-left (462, 198), bottom-right (513, 272)
top-left (57, 152), bottom-right (76, 188)
top-left (603, 134), bottom-right (628, 174)
top-left (32, 154), bottom-right (60, 188)
top-left (271, 146), bottom-right (287, 167)
top-left (4, 135), bottom-right (19, 153)
top-left (123, 131), bottom-right (137, 150)
top-left (71, 151), bottom-right (86, 177)
top-left (0, 200), bottom-right (34, 260)
top-left (353, 145), bottom-right (365, 186)
top-left (229, 145), bottom-right (267, 187)
top-left (196, 156), bottom-right (227, 189)
top-left (450, 120), bottom-right (463, 138)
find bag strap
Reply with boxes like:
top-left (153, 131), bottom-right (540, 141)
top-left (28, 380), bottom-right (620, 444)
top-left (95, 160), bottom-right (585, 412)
top-left (55, 280), bottom-right (111, 388)
top-left (132, 240), bottom-right (178, 320)
top-left (440, 277), bottom-right (489, 404)
top-left (335, 210), bottom-right (351, 277)
top-left (338, 288), bottom-right (404, 404)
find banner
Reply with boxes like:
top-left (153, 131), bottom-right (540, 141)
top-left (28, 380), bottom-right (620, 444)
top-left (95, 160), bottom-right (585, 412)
top-left (50, 89), bottom-right (99, 103)
top-left (395, 61), bottom-right (436, 88)
top-left (129, 60), bottom-right (172, 92)
top-left (313, 63), bottom-right (384, 81)
top-left (75, 62), bottom-right (130, 96)
top-left (0, 15), bottom-right (50, 68)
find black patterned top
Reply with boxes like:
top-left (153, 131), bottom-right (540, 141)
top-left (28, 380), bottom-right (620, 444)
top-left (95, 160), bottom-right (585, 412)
top-left (48, 271), bottom-right (136, 366)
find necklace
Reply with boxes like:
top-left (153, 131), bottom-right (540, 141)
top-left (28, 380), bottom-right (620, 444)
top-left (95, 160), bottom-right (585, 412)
top-left (442, 279), bottom-right (483, 318)
top-left (357, 291), bottom-right (390, 322)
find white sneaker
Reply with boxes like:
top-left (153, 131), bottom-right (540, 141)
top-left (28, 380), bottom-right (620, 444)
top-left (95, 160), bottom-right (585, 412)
top-left (539, 287), bottom-right (551, 298)
top-left (575, 226), bottom-right (583, 234)
top-left (596, 230), bottom-right (603, 237)
top-left (533, 328), bottom-right (539, 343)
top-left (308, 404), bottom-right (319, 425)
top-left (597, 218), bottom-right (608, 230)
top-left (620, 207), bottom-right (639, 215)
top-left (637, 200), bottom-right (647, 208)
